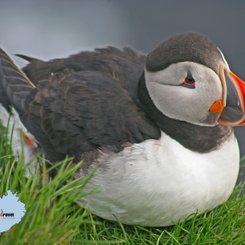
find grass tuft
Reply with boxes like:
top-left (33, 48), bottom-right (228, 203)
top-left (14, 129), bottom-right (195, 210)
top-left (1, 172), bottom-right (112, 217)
top-left (0, 121), bottom-right (244, 244)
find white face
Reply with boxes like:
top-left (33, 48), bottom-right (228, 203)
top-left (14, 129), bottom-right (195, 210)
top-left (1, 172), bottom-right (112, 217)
top-left (145, 62), bottom-right (223, 126)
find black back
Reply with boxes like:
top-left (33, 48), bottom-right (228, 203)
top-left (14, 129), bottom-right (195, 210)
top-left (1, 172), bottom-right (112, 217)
top-left (0, 47), bottom-right (161, 162)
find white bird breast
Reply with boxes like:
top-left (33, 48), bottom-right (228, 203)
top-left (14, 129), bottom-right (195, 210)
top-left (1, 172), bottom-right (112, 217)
top-left (78, 131), bottom-right (239, 226)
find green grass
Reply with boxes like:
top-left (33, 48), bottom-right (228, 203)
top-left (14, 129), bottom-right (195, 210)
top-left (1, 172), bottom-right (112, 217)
top-left (0, 122), bottom-right (244, 245)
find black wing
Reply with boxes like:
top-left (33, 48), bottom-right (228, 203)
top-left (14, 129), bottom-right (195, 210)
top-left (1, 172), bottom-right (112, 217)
top-left (0, 47), bottom-right (160, 162)
top-left (18, 47), bottom-right (147, 105)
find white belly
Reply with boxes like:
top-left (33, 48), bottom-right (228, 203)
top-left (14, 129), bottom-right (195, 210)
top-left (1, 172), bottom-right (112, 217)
top-left (78, 131), bottom-right (239, 227)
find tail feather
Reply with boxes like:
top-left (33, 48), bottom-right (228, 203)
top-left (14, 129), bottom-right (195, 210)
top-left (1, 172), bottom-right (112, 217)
top-left (15, 54), bottom-right (43, 63)
top-left (0, 48), bottom-right (35, 113)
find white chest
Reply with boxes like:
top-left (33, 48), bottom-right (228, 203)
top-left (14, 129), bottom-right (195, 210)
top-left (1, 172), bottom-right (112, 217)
top-left (79, 131), bottom-right (240, 226)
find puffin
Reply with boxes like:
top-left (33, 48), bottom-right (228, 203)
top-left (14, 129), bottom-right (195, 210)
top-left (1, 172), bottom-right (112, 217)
top-left (0, 32), bottom-right (244, 226)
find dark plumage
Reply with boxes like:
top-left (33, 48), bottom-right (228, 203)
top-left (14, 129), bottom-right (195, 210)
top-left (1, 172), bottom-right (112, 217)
top-left (0, 32), bottom-right (232, 164)
top-left (0, 47), bottom-right (160, 162)
top-left (146, 32), bottom-right (223, 73)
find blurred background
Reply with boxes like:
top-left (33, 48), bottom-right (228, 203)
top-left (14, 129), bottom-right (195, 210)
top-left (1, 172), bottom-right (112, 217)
top-left (0, 0), bottom-right (244, 179)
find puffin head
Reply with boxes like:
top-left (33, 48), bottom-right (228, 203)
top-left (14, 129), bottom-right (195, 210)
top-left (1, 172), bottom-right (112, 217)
top-left (144, 32), bottom-right (245, 127)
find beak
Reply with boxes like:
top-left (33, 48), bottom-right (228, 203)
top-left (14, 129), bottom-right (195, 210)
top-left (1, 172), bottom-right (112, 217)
top-left (218, 66), bottom-right (245, 126)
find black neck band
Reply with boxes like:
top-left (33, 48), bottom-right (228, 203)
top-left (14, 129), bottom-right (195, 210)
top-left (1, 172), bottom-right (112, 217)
top-left (138, 74), bottom-right (232, 153)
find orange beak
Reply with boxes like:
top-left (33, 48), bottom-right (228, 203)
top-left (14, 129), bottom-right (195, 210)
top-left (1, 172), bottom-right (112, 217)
top-left (218, 67), bottom-right (245, 126)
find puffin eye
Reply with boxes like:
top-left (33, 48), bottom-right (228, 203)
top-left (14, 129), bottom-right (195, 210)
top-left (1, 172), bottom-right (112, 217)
top-left (180, 71), bottom-right (196, 89)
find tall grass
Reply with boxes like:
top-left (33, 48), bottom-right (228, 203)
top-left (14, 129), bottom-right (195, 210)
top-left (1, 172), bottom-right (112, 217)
top-left (0, 122), bottom-right (244, 244)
